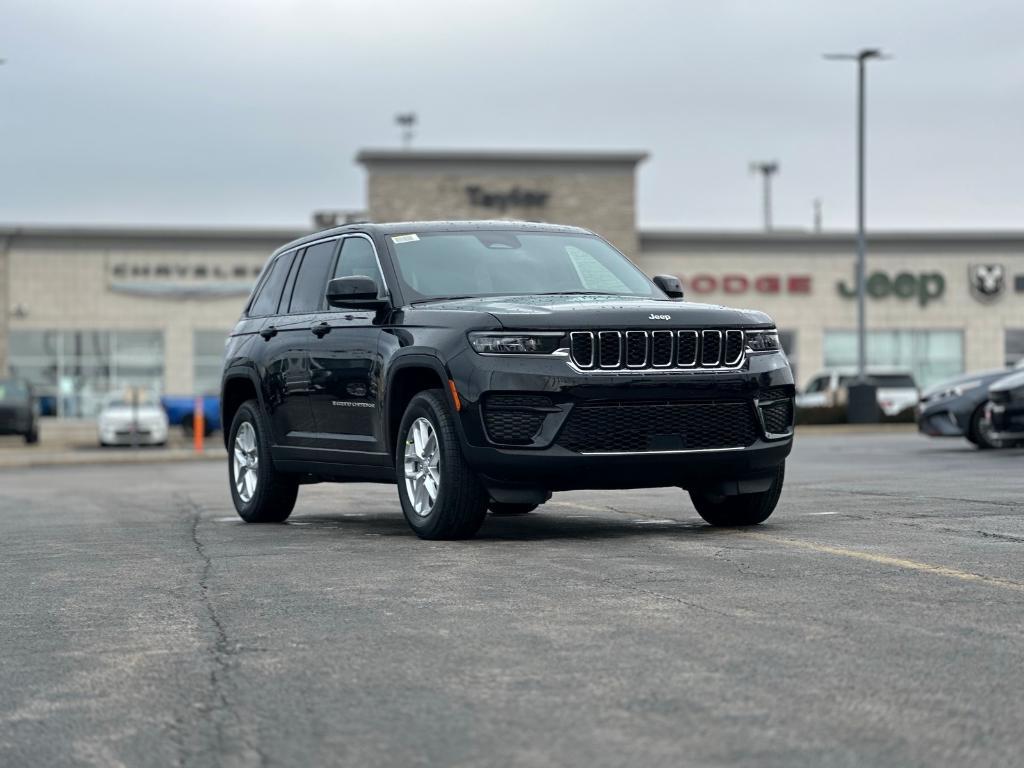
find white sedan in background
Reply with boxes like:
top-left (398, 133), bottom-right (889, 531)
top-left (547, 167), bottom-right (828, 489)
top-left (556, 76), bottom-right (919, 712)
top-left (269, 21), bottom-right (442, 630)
top-left (97, 394), bottom-right (169, 447)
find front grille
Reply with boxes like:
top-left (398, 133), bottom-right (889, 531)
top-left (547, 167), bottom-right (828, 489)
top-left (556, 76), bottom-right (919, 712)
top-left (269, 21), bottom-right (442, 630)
top-left (758, 387), bottom-right (794, 435)
top-left (569, 329), bottom-right (746, 371)
top-left (555, 401), bottom-right (759, 454)
top-left (483, 394), bottom-right (553, 445)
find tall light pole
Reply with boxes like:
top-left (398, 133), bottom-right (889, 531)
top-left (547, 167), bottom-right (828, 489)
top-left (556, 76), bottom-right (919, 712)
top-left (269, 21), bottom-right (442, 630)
top-left (749, 161), bottom-right (779, 231)
top-left (395, 112), bottom-right (417, 149)
top-left (824, 49), bottom-right (889, 384)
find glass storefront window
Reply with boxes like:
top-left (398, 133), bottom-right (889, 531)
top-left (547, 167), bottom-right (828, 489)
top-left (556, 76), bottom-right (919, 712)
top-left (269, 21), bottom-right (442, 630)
top-left (9, 330), bottom-right (164, 417)
top-left (823, 330), bottom-right (963, 389)
top-left (193, 330), bottom-right (229, 395)
top-left (1005, 329), bottom-right (1024, 367)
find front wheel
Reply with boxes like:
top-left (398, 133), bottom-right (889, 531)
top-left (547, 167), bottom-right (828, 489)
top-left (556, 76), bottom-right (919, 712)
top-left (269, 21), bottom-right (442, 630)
top-left (689, 463), bottom-right (785, 527)
top-left (396, 390), bottom-right (488, 540)
top-left (229, 400), bottom-right (298, 523)
top-left (968, 405), bottom-right (1003, 450)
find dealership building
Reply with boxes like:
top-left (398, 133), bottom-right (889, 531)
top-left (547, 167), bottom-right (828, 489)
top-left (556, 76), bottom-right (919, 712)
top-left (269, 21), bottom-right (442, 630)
top-left (2, 148), bottom-right (1023, 416)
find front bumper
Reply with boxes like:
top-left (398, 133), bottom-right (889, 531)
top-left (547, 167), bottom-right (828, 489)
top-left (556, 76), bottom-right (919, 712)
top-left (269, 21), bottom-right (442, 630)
top-left (99, 423), bottom-right (168, 446)
top-left (448, 349), bottom-right (794, 497)
top-left (916, 401), bottom-right (967, 437)
top-left (986, 401), bottom-right (1024, 441)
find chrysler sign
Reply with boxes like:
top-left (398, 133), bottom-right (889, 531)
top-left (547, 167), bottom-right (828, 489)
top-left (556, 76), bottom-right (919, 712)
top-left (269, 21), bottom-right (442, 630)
top-left (108, 260), bottom-right (264, 299)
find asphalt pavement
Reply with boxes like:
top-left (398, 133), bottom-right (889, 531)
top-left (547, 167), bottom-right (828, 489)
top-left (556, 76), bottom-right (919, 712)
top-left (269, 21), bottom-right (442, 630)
top-left (1, 433), bottom-right (1023, 767)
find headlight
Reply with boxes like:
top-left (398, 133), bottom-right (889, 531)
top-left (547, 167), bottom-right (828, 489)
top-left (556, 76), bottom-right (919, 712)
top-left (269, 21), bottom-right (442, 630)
top-left (468, 332), bottom-right (565, 355)
top-left (935, 380), bottom-right (982, 400)
top-left (745, 329), bottom-right (782, 354)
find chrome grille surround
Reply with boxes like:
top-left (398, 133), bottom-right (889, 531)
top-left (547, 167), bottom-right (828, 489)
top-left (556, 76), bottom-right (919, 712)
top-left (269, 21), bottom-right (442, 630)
top-left (567, 329), bottom-right (747, 372)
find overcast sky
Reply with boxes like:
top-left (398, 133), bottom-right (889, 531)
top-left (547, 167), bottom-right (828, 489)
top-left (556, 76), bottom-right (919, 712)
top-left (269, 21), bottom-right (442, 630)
top-left (2, 0), bottom-right (1021, 231)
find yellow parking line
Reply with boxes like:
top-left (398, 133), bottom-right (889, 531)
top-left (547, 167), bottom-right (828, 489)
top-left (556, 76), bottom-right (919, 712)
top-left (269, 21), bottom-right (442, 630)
top-left (738, 532), bottom-right (1024, 593)
top-left (549, 500), bottom-right (1024, 593)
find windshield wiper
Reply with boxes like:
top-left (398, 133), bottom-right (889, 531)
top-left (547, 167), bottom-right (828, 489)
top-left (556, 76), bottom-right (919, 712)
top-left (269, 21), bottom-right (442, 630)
top-left (410, 295), bottom-right (481, 305)
top-left (533, 291), bottom-right (623, 296)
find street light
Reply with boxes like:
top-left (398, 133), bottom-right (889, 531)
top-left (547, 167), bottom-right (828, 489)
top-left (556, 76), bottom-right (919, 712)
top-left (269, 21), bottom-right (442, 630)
top-left (395, 112), bottom-right (417, 149)
top-left (824, 49), bottom-right (890, 390)
top-left (749, 161), bottom-right (779, 231)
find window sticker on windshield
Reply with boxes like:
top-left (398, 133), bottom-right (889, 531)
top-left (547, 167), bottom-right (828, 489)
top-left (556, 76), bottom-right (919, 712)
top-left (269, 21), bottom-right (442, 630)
top-left (391, 234), bottom-right (419, 244)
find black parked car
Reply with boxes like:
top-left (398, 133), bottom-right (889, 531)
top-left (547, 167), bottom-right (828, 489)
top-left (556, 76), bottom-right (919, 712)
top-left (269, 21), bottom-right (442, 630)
top-left (0, 379), bottom-right (39, 444)
top-left (985, 370), bottom-right (1024, 444)
top-left (917, 363), bottom-right (1024, 449)
top-left (221, 221), bottom-right (794, 540)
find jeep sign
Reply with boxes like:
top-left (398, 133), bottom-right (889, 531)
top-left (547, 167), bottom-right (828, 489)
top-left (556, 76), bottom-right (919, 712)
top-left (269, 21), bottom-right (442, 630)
top-left (836, 271), bottom-right (945, 307)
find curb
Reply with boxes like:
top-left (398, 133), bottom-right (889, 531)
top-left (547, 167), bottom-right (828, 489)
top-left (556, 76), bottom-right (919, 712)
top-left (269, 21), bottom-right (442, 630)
top-left (0, 449), bottom-right (225, 470)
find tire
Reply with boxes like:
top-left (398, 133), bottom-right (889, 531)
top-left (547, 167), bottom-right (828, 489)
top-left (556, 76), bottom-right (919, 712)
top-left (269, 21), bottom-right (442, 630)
top-left (689, 462), bottom-right (785, 527)
top-left (488, 502), bottom-right (537, 516)
top-left (181, 416), bottom-right (194, 437)
top-left (24, 424), bottom-right (39, 445)
top-left (968, 405), bottom-right (1003, 450)
top-left (228, 400), bottom-right (298, 523)
top-left (396, 390), bottom-right (488, 540)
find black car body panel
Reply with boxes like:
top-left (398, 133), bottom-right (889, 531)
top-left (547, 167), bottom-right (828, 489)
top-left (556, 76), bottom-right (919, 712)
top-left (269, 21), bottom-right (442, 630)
top-left (986, 370), bottom-right (1024, 440)
top-left (221, 221), bottom-right (794, 501)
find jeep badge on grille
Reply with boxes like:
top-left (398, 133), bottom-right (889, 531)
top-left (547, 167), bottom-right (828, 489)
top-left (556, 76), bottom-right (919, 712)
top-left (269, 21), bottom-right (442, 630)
top-left (649, 314), bottom-right (671, 320)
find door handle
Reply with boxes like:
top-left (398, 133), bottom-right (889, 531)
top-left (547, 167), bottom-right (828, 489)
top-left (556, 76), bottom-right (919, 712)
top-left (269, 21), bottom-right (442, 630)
top-left (259, 325), bottom-right (278, 340)
top-left (311, 322), bottom-right (332, 338)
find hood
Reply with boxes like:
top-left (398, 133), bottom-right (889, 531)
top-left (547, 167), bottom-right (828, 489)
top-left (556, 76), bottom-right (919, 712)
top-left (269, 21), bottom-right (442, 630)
top-left (921, 368), bottom-right (1010, 399)
top-left (414, 294), bottom-right (773, 330)
top-left (100, 405), bottom-right (167, 421)
top-left (990, 370), bottom-right (1024, 394)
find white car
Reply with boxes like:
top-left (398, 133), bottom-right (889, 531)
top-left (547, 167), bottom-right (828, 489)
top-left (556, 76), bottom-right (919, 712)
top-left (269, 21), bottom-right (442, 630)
top-left (97, 395), bottom-right (169, 446)
top-left (797, 369), bottom-right (920, 417)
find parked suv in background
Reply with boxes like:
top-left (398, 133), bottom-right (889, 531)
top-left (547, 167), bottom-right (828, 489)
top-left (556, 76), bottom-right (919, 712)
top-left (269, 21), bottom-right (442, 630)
top-left (0, 379), bottom-right (39, 444)
top-left (221, 221), bottom-right (794, 540)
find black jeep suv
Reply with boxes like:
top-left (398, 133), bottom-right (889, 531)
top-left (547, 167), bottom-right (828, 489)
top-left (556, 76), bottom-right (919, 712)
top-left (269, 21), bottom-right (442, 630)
top-left (221, 221), bottom-right (794, 539)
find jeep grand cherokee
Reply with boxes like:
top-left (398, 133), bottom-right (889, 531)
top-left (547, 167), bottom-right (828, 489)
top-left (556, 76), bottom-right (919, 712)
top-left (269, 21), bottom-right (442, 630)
top-left (221, 221), bottom-right (794, 539)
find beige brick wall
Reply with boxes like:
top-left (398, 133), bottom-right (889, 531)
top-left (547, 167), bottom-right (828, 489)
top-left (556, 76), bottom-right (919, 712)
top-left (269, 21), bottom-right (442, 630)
top-left (6, 235), bottom-right (286, 395)
top-left (363, 159), bottom-right (641, 257)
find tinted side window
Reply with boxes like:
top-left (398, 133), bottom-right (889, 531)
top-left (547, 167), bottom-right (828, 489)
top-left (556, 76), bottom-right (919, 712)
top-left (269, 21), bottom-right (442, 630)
top-left (333, 237), bottom-right (384, 288)
top-left (249, 256), bottom-right (289, 317)
top-left (288, 241), bottom-right (338, 313)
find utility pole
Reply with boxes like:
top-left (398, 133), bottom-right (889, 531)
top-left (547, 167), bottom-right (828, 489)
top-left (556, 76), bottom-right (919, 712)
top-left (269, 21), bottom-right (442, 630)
top-left (824, 49), bottom-right (889, 385)
top-left (395, 112), bottom-right (417, 149)
top-left (813, 198), bottom-right (823, 233)
top-left (749, 161), bottom-right (779, 231)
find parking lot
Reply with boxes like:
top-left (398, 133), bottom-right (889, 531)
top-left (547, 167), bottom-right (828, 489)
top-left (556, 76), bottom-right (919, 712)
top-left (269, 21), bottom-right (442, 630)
top-left (2, 431), bottom-right (1023, 767)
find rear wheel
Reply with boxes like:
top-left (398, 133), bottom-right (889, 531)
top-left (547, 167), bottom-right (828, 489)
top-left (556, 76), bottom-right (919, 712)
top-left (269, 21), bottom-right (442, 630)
top-left (968, 405), bottom-right (1003, 450)
top-left (24, 423), bottom-right (39, 444)
top-left (229, 400), bottom-right (298, 523)
top-left (396, 390), bottom-right (488, 540)
top-left (488, 502), bottom-right (537, 516)
top-left (690, 463), bottom-right (785, 527)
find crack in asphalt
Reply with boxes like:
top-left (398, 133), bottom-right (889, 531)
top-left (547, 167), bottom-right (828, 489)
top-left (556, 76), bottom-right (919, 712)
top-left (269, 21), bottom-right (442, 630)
top-left (178, 494), bottom-right (267, 768)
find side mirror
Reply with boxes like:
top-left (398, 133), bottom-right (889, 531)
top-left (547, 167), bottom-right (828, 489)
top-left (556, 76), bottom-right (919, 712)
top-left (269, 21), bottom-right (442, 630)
top-left (653, 274), bottom-right (684, 300)
top-left (326, 276), bottom-right (388, 310)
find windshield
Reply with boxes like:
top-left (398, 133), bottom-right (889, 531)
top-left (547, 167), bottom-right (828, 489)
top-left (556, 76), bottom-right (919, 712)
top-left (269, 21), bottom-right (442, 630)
top-left (386, 231), bottom-right (658, 302)
top-left (0, 381), bottom-right (28, 402)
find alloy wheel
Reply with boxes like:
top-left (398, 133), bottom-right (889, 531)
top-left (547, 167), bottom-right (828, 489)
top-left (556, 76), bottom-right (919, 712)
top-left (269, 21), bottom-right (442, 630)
top-left (233, 422), bottom-right (259, 503)
top-left (404, 417), bottom-right (441, 516)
